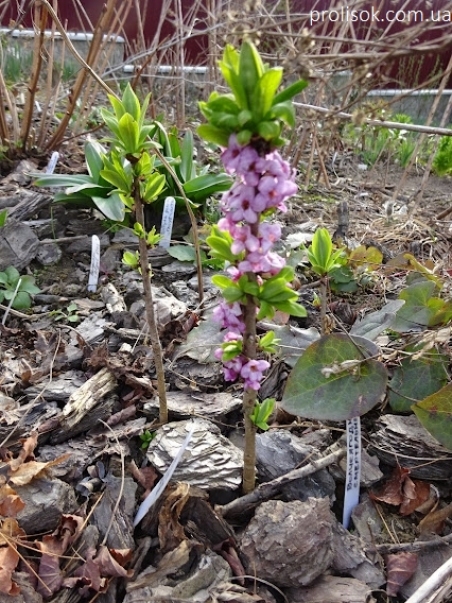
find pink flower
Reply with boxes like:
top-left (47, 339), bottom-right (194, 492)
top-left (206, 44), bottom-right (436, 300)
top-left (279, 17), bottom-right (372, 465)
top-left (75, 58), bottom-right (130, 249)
top-left (213, 301), bottom-right (245, 332)
top-left (237, 147), bottom-right (260, 185)
top-left (226, 184), bottom-right (265, 224)
top-left (238, 250), bottom-right (286, 275)
top-left (230, 224), bottom-right (260, 254)
top-left (221, 135), bottom-right (242, 173)
top-left (213, 135), bottom-right (298, 391)
top-left (240, 359), bottom-right (270, 390)
top-left (257, 222), bottom-right (282, 253)
top-left (224, 356), bottom-right (245, 381)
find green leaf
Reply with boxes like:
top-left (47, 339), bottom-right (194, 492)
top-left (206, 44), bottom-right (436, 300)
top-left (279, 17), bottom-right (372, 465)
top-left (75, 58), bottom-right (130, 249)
top-left (281, 334), bottom-right (387, 421)
top-left (237, 110), bottom-right (253, 127)
top-left (250, 398), bottom-right (276, 431)
top-left (207, 235), bottom-right (238, 263)
top-left (33, 173), bottom-right (94, 187)
top-left (413, 383), bottom-right (452, 449)
top-left (308, 227), bottom-right (334, 275)
top-left (222, 286), bottom-right (244, 303)
top-left (259, 330), bottom-right (278, 353)
top-left (239, 40), bottom-right (264, 107)
top-left (100, 109), bottom-right (121, 138)
top-left (267, 101), bottom-right (296, 128)
top-left (257, 120), bottom-right (281, 141)
top-left (204, 95), bottom-right (240, 115)
top-left (273, 79), bottom-right (308, 105)
top-left (0, 209), bottom-right (7, 227)
top-left (219, 45), bottom-right (249, 109)
top-left (123, 250), bottom-right (139, 268)
top-left (108, 94), bottom-right (126, 120)
top-left (142, 173), bottom-right (166, 203)
top-left (180, 130), bottom-right (195, 182)
top-left (117, 113), bottom-right (139, 154)
top-left (350, 300), bottom-right (405, 340)
top-left (92, 192), bottom-right (125, 222)
top-left (18, 275), bottom-right (41, 295)
top-left (84, 140), bottom-right (105, 182)
top-left (388, 349), bottom-right (449, 412)
top-left (167, 245), bottom-right (196, 263)
top-left (122, 84), bottom-right (141, 121)
top-left (210, 112), bottom-right (240, 130)
top-left (222, 44), bottom-right (240, 74)
top-left (11, 291), bottom-right (32, 310)
top-left (64, 183), bottom-right (110, 197)
top-left (236, 130), bottom-right (252, 145)
top-left (253, 68), bottom-right (283, 117)
top-left (211, 274), bottom-right (234, 289)
top-left (100, 169), bottom-right (130, 193)
top-left (273, 300), bottom-right (307, 317)
top-left (219, 63), bottom-right (248, 109)
top-left (183, 173), bottom-right (232, 201)
top-left (197, 124), bottom-right (230, 147)
top-left (392, 279), bottom-right (452, 331)
top-left (5, 266), bottom-right (20, 284)
top-left (256, 299), bottom-right (275, 320)
top-left (260, 279), bottom-right (292, 302)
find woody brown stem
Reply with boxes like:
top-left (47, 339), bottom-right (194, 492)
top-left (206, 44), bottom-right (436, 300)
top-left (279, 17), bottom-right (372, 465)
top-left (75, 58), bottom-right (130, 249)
top-left (242, 287), bottom-right (258, 494)
top-left (134, 189), bottom-right (168, 424)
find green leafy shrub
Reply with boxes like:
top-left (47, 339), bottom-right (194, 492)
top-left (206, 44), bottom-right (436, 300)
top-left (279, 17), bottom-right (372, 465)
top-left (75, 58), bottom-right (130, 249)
top-left (432, 129), bottom-right (452, 175)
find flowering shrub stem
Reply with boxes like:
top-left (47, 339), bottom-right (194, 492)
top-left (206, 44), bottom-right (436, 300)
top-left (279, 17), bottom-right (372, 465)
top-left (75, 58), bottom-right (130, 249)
top-left (199, 40), bottom-right (308, 492)
top-left (134, 181), bottom-right (168, 424)
top-left (242, 287), bottom-right (258, 492)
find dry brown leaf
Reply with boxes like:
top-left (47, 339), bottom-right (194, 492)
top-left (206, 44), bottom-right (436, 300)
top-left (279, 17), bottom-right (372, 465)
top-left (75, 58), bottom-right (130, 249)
top-left (370, 466), bottom-right (410, 507)
top-left (0, 546), bottom-right (20, 595)
top-left (158, 482), bottom-right (190, 552)
top-left (0, 518), bottom-right (25, 545)
top-left (94, 545), bottom-right (133, 578)
top-left (35, 514), bottom-right (84, 597)
top-left (129, 460), bottom-right (158, 495)
top-left (400, 478), bottom-right (431, 516)
top-left (370, 466), bottom-right (430, 515)
top-left (8, 433), bottom-right (38, 472)
top-left (8, 454), bottom-right (71, 486)
top-left (71, 547), bottom-right (104, 595)
top-left (418, 501), bottom-right (452, 535)
top-left (0, 484), bottom-right (25, 517)
top-left (385, 552), bottom-right (418, 597)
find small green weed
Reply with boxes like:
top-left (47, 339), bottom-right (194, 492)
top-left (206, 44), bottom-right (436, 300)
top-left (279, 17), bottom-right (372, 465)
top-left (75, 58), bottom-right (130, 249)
top-left (139, 429), bottom-right (156, 450)
top-left (0, 266), bottom-right (41, 309)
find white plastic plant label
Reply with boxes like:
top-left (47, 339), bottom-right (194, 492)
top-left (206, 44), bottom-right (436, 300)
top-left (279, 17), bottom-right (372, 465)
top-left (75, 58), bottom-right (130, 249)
top-left (87, 235), bottom-right (101, 293)
top-left (159, 196), bottom-right (176, 249)
top-left (45, 151), bottom-right (60, 174)
top-left (342, 416), bottom-right (361, 529)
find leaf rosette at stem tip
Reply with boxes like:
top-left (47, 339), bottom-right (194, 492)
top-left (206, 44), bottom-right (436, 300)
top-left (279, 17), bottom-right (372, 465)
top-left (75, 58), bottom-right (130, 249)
top-left (198, 39), bottom-right (308, 149)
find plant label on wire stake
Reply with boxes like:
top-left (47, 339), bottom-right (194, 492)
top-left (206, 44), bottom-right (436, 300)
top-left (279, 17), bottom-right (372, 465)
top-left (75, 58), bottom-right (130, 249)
top-left (87, 235), bottom-right (100, 293)
top-left (159, 196), bottom-right (176, 249)
top-left (343, 416), bottom-right (361, 529)
top-left (45, 151), bottom-right (60, 174)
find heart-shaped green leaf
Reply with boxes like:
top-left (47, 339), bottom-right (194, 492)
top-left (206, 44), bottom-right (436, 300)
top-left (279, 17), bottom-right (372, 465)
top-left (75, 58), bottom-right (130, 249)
top-left (413, 383), bottom-right (452, 449)
top-left (389, 349), bottom-right (449, 412)
top-left (281, 334), bottom-right (387, 421)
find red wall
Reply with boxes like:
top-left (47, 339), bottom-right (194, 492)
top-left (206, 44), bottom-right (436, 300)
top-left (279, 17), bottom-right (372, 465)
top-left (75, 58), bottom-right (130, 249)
top-left (3, 0), bottom-right (452, 85)
top-left (2, 0), bottom-right (206, 63)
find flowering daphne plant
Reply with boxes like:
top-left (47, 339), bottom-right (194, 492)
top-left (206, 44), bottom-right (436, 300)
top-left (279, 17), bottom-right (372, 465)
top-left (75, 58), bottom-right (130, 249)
top-left (199, 40), bottom-right (307, 492)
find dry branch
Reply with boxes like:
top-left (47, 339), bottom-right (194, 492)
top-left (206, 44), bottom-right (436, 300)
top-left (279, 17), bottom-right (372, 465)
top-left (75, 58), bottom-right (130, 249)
top-left (218, 441), bottom-right (345, 518)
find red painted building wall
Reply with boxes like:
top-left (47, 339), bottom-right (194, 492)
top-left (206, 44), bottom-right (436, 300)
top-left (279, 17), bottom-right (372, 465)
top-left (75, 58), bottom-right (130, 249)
top-left (2, 0), bottom-right (452, 86)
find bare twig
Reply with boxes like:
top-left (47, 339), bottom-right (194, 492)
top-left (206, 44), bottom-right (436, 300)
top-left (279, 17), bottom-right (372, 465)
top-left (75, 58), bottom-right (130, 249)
top-left (218, 441), bottom-right (345, 518)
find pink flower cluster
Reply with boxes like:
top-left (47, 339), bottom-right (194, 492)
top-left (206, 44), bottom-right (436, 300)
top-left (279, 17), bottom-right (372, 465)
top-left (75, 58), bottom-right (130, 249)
top-left (214, 135), bottom-right (297, 391)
